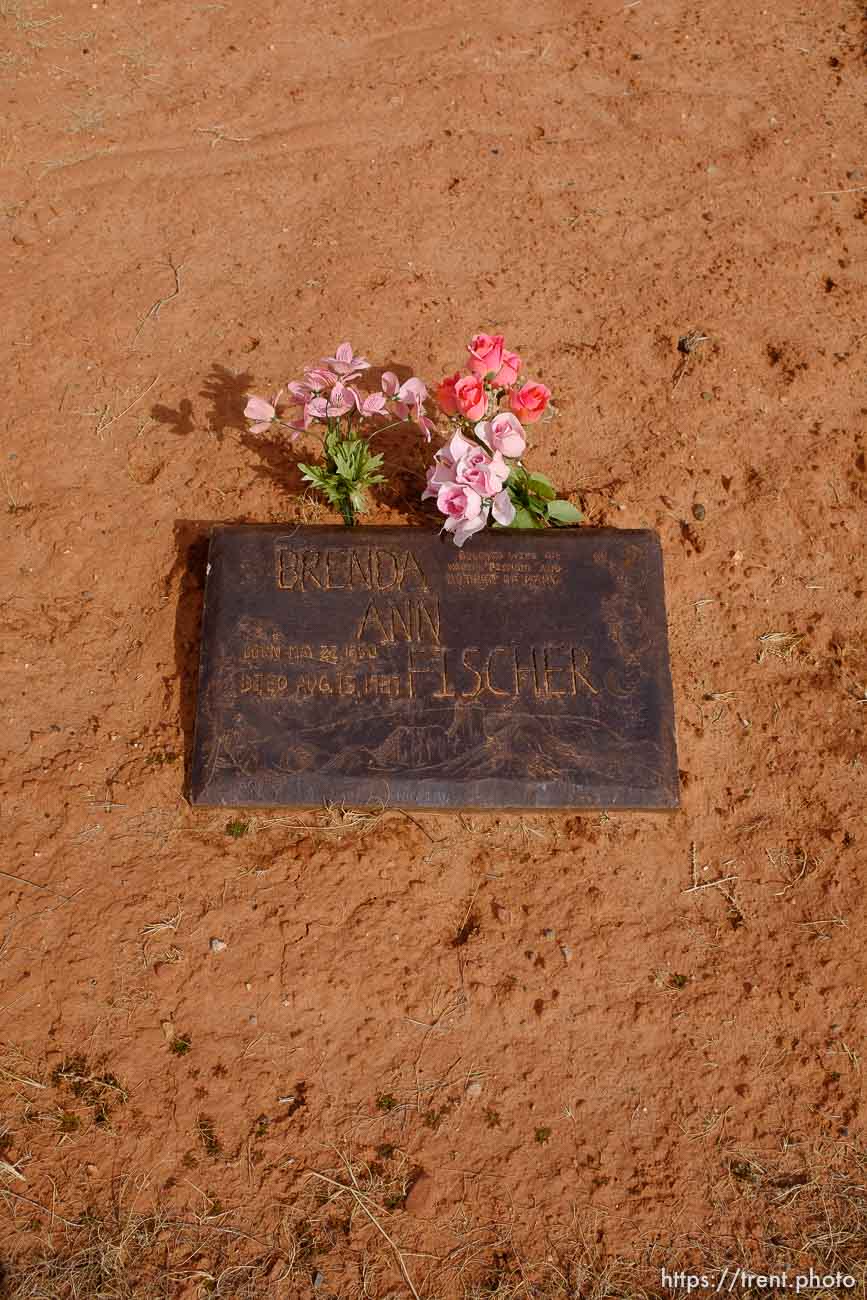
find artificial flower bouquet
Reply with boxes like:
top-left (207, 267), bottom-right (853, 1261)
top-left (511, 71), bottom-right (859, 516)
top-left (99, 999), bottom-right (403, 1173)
top-left (243, 333), bottom-right (581, 545)
top-left (424, 332), bottom-right (581, 545)
top-left (244, 342), bottom-right (432, 527)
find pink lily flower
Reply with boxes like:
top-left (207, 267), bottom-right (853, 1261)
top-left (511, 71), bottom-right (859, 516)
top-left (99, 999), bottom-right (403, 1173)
top-left (303, 366), bottom-right (339, 392)
top-left (305, 382), bottom-right (357, 422)
top-left (392, 376), bottom-right (428, 421)
top-left (322, 342), bottom-right (370, 378)
top-left (286, 380), bottom-right (315, 404)
top-left (244, 390), bottom-right (283, 435)
top-left (348, 388), bottom-right (389, 417)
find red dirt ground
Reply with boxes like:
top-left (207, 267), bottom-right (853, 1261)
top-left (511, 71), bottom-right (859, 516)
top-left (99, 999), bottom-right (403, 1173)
top-left (1, 0), bottom-right (866, 1295)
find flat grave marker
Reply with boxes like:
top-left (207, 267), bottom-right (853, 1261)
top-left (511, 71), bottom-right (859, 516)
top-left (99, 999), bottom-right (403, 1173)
top-left (190, 525), bottom-right (679, 810)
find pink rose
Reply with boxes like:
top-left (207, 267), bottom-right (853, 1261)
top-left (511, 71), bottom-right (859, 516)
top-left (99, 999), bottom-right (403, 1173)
top-left (509, 381), bottom-right (551, 424)
top-left (437, 482), bottom-right (480, 521)
top-left (492, 489), bottom-right (515, 526)
top-left (421, 432), bottom-right (466, 500)
top-left (436, 372), bottom-right (462, 415)
top-left (454, 374), bottom-right (487, 421)
top-left (475, 412), bottom-right (526, 459)
top-left (436, 482), bottom-right (489, 547)
top-left (494, 350), bottom-right (521, 387)
top-left (455, 443), bottom-right (509, 497)
top-left (421, 463), bottom-right (441, 501)
top-left (421, 432), bottom-right (468, 499)
top-left (468, 333), bottom-right (505, 379)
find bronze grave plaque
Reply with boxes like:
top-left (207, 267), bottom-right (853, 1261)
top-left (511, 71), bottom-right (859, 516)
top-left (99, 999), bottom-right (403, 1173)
top-left (189, 525), bottom-right (678, 810)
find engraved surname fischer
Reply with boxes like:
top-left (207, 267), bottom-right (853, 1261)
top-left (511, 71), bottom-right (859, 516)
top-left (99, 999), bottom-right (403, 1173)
top-left (238, 643), bottom-right (610, 703)
top-left (407, 646), bottom-right (455, 699)
top-left (277, 546), bottom-right (429, 592)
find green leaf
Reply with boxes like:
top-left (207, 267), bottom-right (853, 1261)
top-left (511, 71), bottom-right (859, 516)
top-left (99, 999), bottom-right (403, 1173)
top-left (299, 463), bottom-right (328, 488)
top-left (527, 473), bottom-right (556, 500)
top-left (510, 507), bottom-right (542, 530)
top-left (546, 499), bottom-right (583, 525)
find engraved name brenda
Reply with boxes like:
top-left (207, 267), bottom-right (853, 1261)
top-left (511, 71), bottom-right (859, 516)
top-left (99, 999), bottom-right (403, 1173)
top-left (275, 543), bottom-right (562, 593)
top-left (277, 545), bottom-right (429, 593)
top-left (237, 643), bottom-right (638, 703)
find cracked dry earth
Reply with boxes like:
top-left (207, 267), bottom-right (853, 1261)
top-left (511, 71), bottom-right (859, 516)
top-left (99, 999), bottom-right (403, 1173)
top-left (1, 0), bottom-right (866, 1295)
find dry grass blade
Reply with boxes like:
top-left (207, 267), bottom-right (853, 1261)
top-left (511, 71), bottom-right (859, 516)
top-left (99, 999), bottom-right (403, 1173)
top-left (767, 845), bottom-right (817, 896)
top-left (0, 1194), bottom-right (288, 1297)
top-left (141, 909), bottom-right (183, 937)
top-left (132, 258), bottom-right (185, 341)
top-left (758, 631), bottom-right (804, 662)
top-left (307, 1168), bottom-right (422, 1299)
top-left (249, 800), bottom-right (388, 836)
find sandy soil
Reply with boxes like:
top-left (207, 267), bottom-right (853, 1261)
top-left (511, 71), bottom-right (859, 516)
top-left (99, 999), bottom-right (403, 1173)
top-left (1, 0), bottom-right (866, 1294)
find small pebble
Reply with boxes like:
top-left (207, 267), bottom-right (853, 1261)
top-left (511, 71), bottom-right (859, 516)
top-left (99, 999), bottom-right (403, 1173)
top-left (210, 938), bottom-right (227, 954)
top-left (560, 944), bottom-right (574, 963)
top-left (465, 1079), bottom-right (483, 1098)
top-left (692, 503), bottom-right (706, 521)
top-left (249, 1014), bottom-right (258, 1025)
